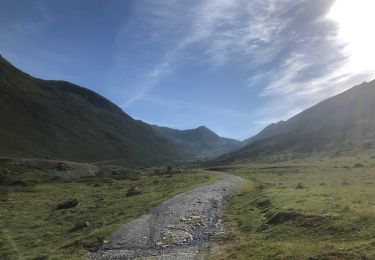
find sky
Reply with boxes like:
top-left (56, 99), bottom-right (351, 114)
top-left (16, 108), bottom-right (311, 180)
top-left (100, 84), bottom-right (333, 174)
top-left (1, 0), bottom-right (375, 140)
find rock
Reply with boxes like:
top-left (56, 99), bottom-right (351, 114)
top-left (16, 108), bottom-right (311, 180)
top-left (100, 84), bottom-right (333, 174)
top-left (56, 162), bottom-right (68, 171)
top-left (70, 221), bottom-right (90, 232)
top-left (190, 214), bottom-right (202, 220)
top-left (258, 223), bottom-right (270, 232)
top-left (56, 199), bottom-right (79, 210)
top-left (126, 186), bottom-right (141, 197)
top-left (88, 173), bottom-right (243, 259)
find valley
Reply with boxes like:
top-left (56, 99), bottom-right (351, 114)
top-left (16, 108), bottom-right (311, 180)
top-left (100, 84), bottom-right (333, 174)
top-left (1, 45), bottom-right (375, 259)
top-left (2, 153), bottom-right (375, 259)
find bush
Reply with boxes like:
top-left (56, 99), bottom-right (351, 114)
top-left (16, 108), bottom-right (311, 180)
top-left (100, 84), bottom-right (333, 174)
top-left (10, 180), bottom-right (27, 187)
top-left (56, 163), bottom-right (67, 171)
top-left (295, 183), bottom-right (305, 189)
top-left (50, 176), bottom-right (63, 182)
top-left (0, 168), bottom-right (10, 184)
top-left (56, 199), bottom-right (79, 210)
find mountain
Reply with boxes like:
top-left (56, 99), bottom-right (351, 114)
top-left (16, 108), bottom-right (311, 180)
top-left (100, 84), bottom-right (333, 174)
top-left (213, 80), bottom-right (375, 164)
top-left (244, 120), bottom-right (288, 145)
top-left (0, 54), bottom-right (187, 165)
top-left (146, 124), bottom-right (243, 158)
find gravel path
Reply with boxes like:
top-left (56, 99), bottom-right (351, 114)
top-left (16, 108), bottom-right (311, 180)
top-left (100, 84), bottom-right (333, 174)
top-left (89, 172), bottom-right (243, 260)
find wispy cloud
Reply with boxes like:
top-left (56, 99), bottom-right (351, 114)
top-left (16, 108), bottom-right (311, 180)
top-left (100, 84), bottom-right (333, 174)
top-left (3, 0), bottom-right (375, 139)
top-left (247, 0), bottom-right (375, 118)
top-left (119, 0), bottom-right (335, 106)
top-left (114, 0), bottom-right (375, 136)
top-left (119, 0), bottom-right (283, 106)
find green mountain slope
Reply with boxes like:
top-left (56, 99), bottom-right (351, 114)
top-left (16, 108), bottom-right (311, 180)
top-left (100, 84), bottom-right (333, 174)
top-left (147, 124), bottom-right (243, 158)
top-left (0, 54), bottom-right (186, 165)
top-left (214, 80), bottom-right (375, 164)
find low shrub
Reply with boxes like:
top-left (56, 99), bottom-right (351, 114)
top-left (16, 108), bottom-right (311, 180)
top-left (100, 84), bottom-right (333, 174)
top-left (56, 199), bottom-right (79, 210)
top-left (295, 183), bottom-right (305, 189)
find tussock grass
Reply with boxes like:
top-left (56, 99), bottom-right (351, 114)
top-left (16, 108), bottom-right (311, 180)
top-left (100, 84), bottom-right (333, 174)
top-left (0, 162), bottom-right (220, 259)
top-left (211, 153), bottom-right (375, 259)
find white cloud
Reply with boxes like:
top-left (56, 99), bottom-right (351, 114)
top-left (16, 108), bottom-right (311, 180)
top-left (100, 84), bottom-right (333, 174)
top-left (118, 0), bottom-right (375, 137)
top-left (120, 0), bottom-right (293, 106)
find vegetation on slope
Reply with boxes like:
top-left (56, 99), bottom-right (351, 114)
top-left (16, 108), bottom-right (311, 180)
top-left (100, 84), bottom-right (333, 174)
top-left (211, 154), bottom-right (375, 259)
top-left (215, 81), bottom-right (375, 164)
top-left (0, 54), bottom-right (186, 165)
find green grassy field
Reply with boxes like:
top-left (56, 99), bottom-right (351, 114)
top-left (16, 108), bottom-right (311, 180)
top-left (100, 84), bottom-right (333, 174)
top-left (0, 162), bottom-right (220, 259)
top-left (212, 153), bottom-right (375, 259)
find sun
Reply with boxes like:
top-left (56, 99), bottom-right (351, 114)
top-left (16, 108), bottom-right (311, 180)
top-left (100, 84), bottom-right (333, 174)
top-left (328, 0), bottom-right (375, 75)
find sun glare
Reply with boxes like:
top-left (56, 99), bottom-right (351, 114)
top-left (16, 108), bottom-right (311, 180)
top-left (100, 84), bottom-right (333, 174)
top-left (328, 0), bottom-right (375, 75)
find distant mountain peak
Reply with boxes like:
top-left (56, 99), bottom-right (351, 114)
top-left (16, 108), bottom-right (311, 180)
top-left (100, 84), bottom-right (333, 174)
top-left (194, 125), bottom-right (217, 135)
top-left (146, 123), bottom-right (242, 158)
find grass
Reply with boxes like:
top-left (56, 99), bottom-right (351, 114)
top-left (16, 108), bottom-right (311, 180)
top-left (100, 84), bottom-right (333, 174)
top-left (211, 153), bottom-right (375, 259)
top-left (0, 162), bottom-right (220, 259)
top-left (0, 54), bottom-right (187, 165)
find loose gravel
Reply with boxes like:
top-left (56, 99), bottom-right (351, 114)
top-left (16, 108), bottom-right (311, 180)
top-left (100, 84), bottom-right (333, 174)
top-left (89, 172), bottom-right (242, 260)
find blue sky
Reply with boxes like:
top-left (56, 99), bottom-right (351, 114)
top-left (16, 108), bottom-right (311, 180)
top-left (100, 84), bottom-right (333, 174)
top-left (1, 0), bottom-right (375, 140)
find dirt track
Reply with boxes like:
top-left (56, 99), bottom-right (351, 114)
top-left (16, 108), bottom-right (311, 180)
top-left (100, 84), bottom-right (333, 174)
top-left (89, 172), bottom-right (242, 260)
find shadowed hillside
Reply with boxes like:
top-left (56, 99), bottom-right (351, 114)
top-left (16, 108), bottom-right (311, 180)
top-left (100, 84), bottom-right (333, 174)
top-left (0, 54), bottom-right (187, 165)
